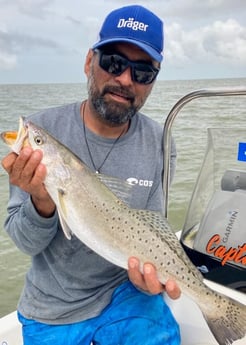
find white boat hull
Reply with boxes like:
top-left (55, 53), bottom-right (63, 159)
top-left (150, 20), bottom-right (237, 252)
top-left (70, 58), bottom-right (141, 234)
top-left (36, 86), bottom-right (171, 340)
top-left (0, 311), bottom-right (22, 344)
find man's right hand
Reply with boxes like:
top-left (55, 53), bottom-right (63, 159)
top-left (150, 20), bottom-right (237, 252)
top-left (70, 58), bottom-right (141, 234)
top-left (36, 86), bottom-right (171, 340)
top-left (1, 147), bottom-right (56, 217)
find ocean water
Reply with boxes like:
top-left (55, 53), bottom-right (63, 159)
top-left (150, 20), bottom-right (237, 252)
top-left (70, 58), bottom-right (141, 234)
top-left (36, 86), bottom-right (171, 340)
top-left (0, 78), bottom-right (245, 317)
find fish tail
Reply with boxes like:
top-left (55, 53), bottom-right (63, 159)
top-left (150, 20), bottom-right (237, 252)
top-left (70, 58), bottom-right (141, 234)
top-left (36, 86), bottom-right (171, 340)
top-left (200, 293), bottom-right (246, 345)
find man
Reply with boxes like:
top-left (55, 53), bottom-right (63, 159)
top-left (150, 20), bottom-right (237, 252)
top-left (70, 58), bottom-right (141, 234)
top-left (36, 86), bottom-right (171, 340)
top-left (1, 4), bottom-right (180, 345)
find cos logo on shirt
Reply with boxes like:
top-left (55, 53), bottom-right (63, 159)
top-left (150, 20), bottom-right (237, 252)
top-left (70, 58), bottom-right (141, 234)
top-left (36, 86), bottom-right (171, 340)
top-left (127, 177), bottom-right (153, 187)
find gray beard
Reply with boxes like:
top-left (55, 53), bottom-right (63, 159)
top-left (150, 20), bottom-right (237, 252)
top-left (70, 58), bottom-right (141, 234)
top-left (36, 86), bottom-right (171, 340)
top-left (87, 70), bottom-right (137, 126)
top-left (91, 96), bottom-right (136, 125)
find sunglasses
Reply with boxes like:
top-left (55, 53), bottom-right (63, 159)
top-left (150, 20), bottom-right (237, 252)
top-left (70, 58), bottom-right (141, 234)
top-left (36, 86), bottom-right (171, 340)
top-left (95, 49), bottom-right (160, 85)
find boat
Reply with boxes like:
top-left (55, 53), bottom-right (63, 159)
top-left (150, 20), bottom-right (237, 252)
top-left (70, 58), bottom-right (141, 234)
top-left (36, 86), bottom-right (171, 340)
top-left (165, 87), bottom-right (246, 345)
top-left (0, 87), bottom-right (245, 345)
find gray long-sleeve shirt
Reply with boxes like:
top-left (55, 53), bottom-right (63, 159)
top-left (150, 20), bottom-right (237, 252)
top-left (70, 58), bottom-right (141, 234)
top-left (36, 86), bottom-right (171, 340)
top-left (4, 102), bottom-right (176, 324)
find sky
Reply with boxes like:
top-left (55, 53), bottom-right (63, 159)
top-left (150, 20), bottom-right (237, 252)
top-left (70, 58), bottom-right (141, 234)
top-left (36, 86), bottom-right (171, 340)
top-left (0, 0), bottom-right (245, 84)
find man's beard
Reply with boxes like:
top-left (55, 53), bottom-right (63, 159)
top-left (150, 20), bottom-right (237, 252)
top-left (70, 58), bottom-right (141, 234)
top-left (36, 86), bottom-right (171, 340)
top-left (87, 72), bottom-right (138, 126)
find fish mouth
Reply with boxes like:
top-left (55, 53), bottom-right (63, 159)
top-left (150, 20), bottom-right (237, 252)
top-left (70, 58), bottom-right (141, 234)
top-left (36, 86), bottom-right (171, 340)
top-left (0, 131), bottom-right (18, 145)
top-left (1, 117), bottom-right (29, 154)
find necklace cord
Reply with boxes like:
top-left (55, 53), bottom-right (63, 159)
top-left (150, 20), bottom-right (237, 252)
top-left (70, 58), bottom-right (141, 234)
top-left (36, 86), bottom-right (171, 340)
top-left (82, 101), bottom-right (126, 173)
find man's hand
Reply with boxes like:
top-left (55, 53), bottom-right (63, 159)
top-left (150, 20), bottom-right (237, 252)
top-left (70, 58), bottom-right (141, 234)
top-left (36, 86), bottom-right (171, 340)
top-left (1, 147), bottom-right (56, 217)
top-left (128, 257), bottom-right (181, 299)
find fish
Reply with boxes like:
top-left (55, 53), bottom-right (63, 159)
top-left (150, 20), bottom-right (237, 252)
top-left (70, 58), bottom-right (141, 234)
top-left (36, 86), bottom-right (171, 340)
top-left (1, 117), bottom-right (246, 345)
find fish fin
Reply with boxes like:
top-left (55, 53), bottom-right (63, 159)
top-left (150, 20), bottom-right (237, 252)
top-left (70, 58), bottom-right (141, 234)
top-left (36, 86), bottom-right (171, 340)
top-left (96, 173), bottom-right (133, 205)
top-left (58, 210), bottom-right (73, 240)
top-left (200, 293), bottom-right (246, 344)
top-left (57, 188), bottom-right (72, 240)
top-left (140, 209), bottom-right (205, 281)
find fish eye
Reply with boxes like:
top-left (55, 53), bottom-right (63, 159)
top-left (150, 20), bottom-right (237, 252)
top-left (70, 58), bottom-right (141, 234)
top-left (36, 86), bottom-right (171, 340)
top-left (34, 135), bottom-right (43, 145)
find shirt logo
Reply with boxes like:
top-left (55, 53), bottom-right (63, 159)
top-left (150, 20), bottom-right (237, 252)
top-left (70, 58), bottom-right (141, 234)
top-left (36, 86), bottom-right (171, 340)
top-left (117, 18), bottom-right (149, 32)
top-left (127, 177), bottom-right (153, 187)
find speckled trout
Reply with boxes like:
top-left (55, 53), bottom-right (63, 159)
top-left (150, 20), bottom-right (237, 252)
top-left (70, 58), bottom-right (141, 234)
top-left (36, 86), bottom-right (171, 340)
top-left (1, 117), bottom-right (246, 345)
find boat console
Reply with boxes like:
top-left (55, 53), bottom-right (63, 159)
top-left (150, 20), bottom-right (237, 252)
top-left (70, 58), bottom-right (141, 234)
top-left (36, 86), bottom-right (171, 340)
top-left (163, 88), bottom-right (246, 293)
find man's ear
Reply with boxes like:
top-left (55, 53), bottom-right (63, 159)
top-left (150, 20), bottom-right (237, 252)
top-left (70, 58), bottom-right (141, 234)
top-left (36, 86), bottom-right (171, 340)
top-left (84, 49), bottom-right (94, 76)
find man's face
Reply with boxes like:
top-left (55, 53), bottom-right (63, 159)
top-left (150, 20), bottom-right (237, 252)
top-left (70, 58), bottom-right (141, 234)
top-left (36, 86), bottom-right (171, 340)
top-left (85, 43), bottom-right (159, 126)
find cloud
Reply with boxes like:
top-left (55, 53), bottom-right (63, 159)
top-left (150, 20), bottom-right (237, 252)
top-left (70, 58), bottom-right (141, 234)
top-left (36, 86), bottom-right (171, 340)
top-left (157, 0), bottom-right (245, 24)
top-left (165, 19), bottom-right (246, 68)
top-left (0, 0), bottom-right (53, 19)
top-left (0, 28), bottom-right (18, 70)
top-left (18, 0), bottom-right (52, 18)
top-left (202, 19), bottom-right (246, 64)
top-left (0, 0), bottom-right (245, 82)
top-left (65, 15), bottom-right (81, 26)
top-left (0, 52), bottom-right (17, 70)
top-left (0, 28), bottom-right (61, 70)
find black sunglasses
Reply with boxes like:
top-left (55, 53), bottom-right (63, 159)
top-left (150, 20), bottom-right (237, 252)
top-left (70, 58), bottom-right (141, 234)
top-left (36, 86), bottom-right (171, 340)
top-left (95, 49), bottom-right (160, 85)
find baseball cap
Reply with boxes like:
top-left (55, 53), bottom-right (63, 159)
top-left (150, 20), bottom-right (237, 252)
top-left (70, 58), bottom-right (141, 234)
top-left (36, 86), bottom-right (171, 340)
top-left (92, 5), bottom-right (164, 62)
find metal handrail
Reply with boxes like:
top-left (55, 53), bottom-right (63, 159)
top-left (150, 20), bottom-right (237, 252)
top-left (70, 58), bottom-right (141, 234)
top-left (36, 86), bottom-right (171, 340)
top-left (163, 87), bottom-right (246, 218)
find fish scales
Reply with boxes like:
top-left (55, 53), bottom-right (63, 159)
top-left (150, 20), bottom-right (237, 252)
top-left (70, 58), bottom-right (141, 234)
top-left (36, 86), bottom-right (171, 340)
top-left (63, 166), bottom-right (202, 291)
top-left (1, 117), bottom-right (246, 345)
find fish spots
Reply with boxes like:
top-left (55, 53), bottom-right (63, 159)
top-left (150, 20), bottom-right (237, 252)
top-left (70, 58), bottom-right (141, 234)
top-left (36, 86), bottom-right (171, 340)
top-left (58, 188), bottom-right (66, 196)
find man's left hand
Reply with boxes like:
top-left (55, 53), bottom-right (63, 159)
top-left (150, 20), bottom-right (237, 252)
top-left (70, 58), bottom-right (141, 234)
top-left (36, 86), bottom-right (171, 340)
top-left (128, 257), bottom-right (181, 299)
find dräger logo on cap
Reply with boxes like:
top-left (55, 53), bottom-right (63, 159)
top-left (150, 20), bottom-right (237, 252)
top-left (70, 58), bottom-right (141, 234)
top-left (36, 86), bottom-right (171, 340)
top-left (117, 17), bottom-right (149, 32)
top-left (92, 5), bottom-right (164, 62)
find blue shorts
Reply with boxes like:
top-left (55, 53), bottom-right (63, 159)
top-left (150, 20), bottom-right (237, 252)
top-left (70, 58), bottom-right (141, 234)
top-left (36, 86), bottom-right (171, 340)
top-left (18, 281), bottom-right (180, 345)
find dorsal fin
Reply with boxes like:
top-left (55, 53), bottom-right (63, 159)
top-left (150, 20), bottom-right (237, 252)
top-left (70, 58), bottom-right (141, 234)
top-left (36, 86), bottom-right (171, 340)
top-left (96, 173), bottom-right (133, 206)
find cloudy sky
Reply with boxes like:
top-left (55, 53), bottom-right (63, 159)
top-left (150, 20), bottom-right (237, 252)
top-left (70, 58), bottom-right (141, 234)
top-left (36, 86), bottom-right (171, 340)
top-left (0, 0), bottom-right (245, 84)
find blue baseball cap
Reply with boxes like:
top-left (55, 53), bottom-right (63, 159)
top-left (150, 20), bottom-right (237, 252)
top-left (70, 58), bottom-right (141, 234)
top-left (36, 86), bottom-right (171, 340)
top-left (92, 5), bottom-right (164, 62)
